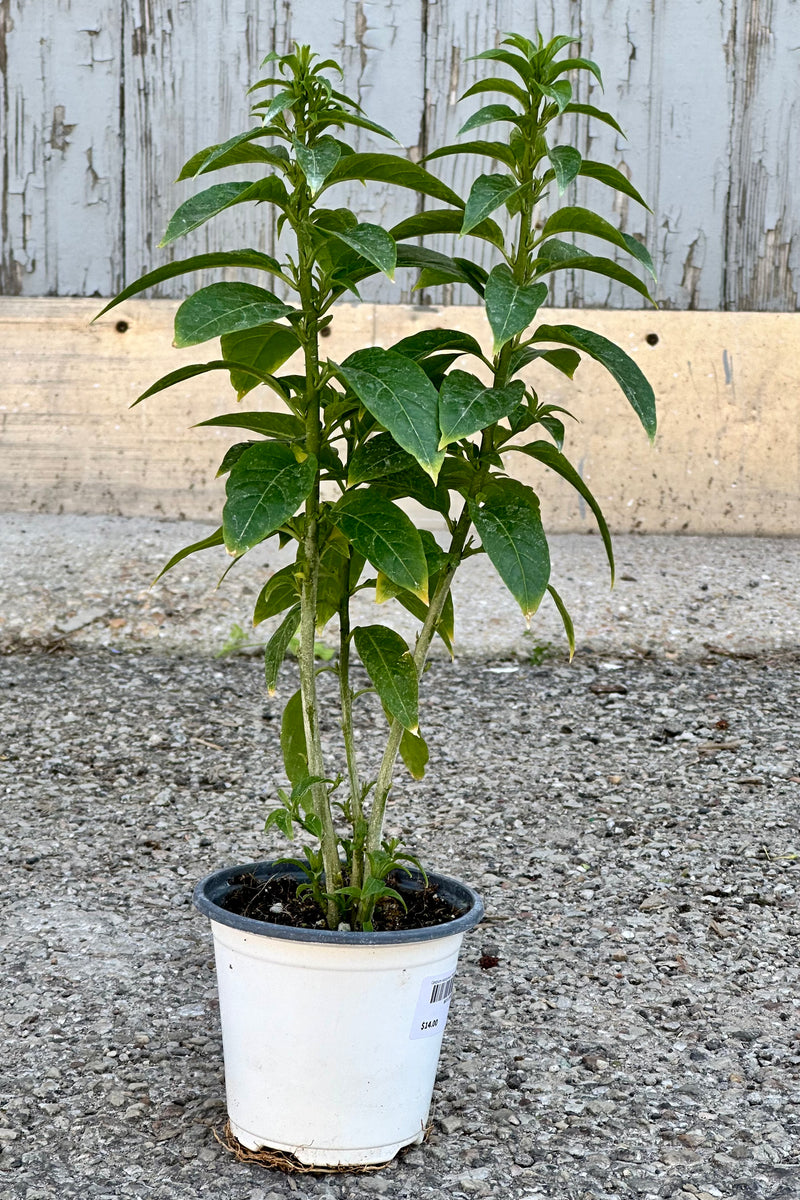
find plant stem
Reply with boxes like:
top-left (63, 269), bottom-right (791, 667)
top-left (356, 506), bottom-right (473, 925)
top-left (295, 202), bottom-right (342, 926)
top-left (337, 566), bottom-right (364, 891)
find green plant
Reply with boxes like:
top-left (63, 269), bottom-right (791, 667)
top-left (523, 635), bottom-right (556, 666)
top-left (99, 34), bottom-right (656, 931)
top-left (216, 621), bottom-right (334, 662)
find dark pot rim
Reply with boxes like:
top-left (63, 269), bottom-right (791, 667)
top-left (193, 859), bottom-right (484, 946)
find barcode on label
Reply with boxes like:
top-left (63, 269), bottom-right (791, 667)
top-left (410, 970), bottom-right (457, 1040)
top-left (430, 976), bottom-right (454, 1005)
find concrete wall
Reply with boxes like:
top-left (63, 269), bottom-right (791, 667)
top-left (1, 0), bottom-right (799, 310)
top-left (2, 298), bottom-right (797, 536)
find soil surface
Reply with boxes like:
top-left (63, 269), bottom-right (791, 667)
top-left (219, 869), bottom-right (463, 931)
top-left (1, 644), bottom-right (799, 1200)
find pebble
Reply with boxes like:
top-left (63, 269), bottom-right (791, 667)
top-left (1, 637), bottom-right (798, 1199)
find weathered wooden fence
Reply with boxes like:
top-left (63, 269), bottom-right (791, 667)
top-left (1, 0), bottom-right (798, 310)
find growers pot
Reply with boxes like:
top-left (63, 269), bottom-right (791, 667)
top-left (194, 860), bottom-right (483, 1167)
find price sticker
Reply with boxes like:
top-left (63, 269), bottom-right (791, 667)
top-left (409, 971), bottom-right (455, 1040)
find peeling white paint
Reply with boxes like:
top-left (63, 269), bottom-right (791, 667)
top-left (1, 0), bottom-right (798, 309)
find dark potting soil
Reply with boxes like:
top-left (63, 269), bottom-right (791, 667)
top-left (219, 871), bottom-right (464, 932)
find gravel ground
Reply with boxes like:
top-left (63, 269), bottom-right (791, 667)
top-left (2, 638), bottom-right (799, 1199)
top-left (1, 514), bottom-right (798, 660)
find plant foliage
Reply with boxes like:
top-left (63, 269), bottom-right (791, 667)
top-left (103, 36), bottom-right (657, 931)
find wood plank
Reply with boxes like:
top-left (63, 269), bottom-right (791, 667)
top-left (1, 0), bottom-right (123, 295)
top-left (576, 0), bottom-right (736, 311)
top-left (2, 0), bottom-right (799, 312)
top-left (121, 0), bottom-right (276, 296)
top-left (724, 0), bottom-right (800, 310)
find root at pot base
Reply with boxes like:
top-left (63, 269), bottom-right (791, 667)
top-left (220, 871), bottom-right (464, 931)
top-left (214, 1120), bottom-right (433, 1174)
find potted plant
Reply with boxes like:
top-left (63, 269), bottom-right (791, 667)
top-left (99, 33), bottom-right (656, 1167)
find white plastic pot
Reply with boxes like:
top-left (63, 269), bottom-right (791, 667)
top-left (194, 860), bottom-right (483, 1167)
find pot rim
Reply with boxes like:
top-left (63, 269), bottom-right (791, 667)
top-left (194, 859), bottom-right (484, 945)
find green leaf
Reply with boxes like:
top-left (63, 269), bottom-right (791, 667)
top-left (153, 527), bottom-right (224, 584)
top-left (507, 440), bottom-right (614, 583)
top-left (458, 103), bottom-right (520, 136)
top-left (577, 160), bottom-right (651, 210)
top-left (178, 131), bottom-right (290, 179)
top-left (195, 411), bottom-right (305, 440)
top-left (348, 433), bottom-right (425, 486)
top-left (399, 728), bottom-right (429, 780)
top-left (484, 265), bottom-right (548, 354)
top-left (438, 371), bottom-right (525, 448)
top-left (295, 135), bottom-right (341, 193)
top-left (390, 328), bottom-right (484, 363)
top-left (621, 232), bottom-right (656, 280)
top-left (502, 32), bottom-right (537, 57)
top-left (547, 145), bottom-right (582, 193)
top-left (539, 414), bottom-right (566, 448)
top-left (159, 182), bottom-right (254, 246)
top-left (264, 603), bottom-right (302, 695)
top-left (254, 564), bottom-right (301, 626)
top-left (133, 359), bottom-right (289, 406)
top-left (173, 283), bottom-right (293, 348)
top-left (323, 153), bottom-right (463, 208)
top-left (418, 528), bottom-right (450, 577)
top-left (265, 806), bottom-right (295, 840)
top-left (94, 249), bottom-right (285, 319)
top-left (466, 48), bottom-right (533, 86)
top-left (161, 177), bottom-right (292, 247)
top-left (329, 223), bottom-right (396, 280)
top-left (460, 76), bottom-right (529, 107)
top-left (469, 478), bottom-right (550, 620)
top-left (390, 206), bottom-right (505, 251)
top-left (380, 578), bottom-right (454, 656)
top-left (461, 173), bottom-right (519, 235)
top-left (423, 139), bottom-right (517, 171)
top-left (339, 348), bottom-right (444, 481)
top-left (535, 248), bottom-right (655, 305)
top-left (508, 344), bottom-right (582, 379)
top-left (332, 491), bottom-right (428, 601)
top-left (216, 441), bottom-right (254, 477)
top-left (537, 79), bottom-right (572, 112)
top-left (534, 238), bottom-right (593, 266)
top-left (281, 689), bottom-right (308, 787)
top-left (314, 529), bottom-right (352, 631)
top-left (316, 110), bottom-right (397, 142)
top-left (547, 583), bottom-right (575, 660)
top-left (251, 87), bottom-right (295, 124)
top-left (550, 56), bottom-right (603, 87)
top-left (201, 140), bottom-right (290, 177)
top-left (223, 443), bottom-right (317, 553)
top-left (541, 35), bottom-right (580, 62)
top-left (563, 102), bottom-right (625, 136)
top-left (540, 206), bottom-right (655, 278)
top-left (531, 323), bottom-right (657, 441)
top-left (397, 245), bottom-right (486, 295)
top-left (220, 323), bottom-right (301, 398)
top-left (367, 468), bottom-right (451, 518)
top-left (353, 626), bottom-right (419, 732)
top-left (235, 175), bottom-right (292, 209)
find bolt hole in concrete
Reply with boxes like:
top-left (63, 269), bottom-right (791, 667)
top-left (115, 320), bottom-right (129, 333)
top-left (645, 332), bottom-right (659, 345)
